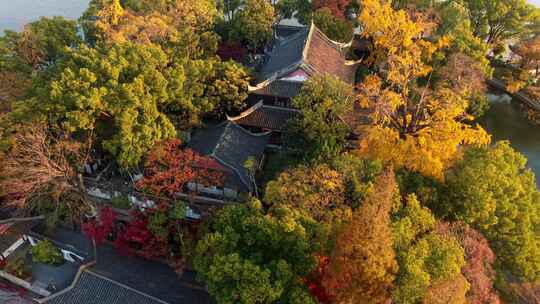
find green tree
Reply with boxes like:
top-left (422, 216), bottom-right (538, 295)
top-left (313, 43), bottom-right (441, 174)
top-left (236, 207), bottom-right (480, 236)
top-left (23, 43), bottom-right (177, 168)
top-left (286, 74), bottom-right (353, 161)
top-left (275, 0), bottom-right (312, 24)
top-left (392, 194), bottom-right (436, 251)
top-left (0, 17), bottom-right (81, 111)
top-left (331, 153), bottom-right (383, 206)
top-left (218, 0), bottom-right (244, 21)
top-left (391, 194), bottom-right (469, 304)
top-left (165, 58), bottom-right (250, 126)
top-left (18, 40), bottom-right (249, 168)
top-left (313, 8), bottom-right (354, 43)
top-left (445, 141), bottom-right (540, 281)
top-left (460, 0), bottom-right (540, 45)
top-left (394, 233), bottom-right (468, 304)
top-left (193, 201), bottom-right (320, 304)
top-left (0, 16), bottom-right (81, 69)
top-left (322, 167), bottom-right (398, 304)
top-left (437, 1), bottom-right (491, 72)
top-left (203, 60), bottom-right (250, 119)
top-left (235, 0), bottom-right (275, 50)
top-left (431, 2), bottom-right (492, 117)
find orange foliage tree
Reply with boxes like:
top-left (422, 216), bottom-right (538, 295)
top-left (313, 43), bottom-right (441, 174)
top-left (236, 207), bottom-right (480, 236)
top-left (322, 167), bottom-right (398, 303)
top-left (81, 0), bottom-right (219, 58)
top-left (505, 35), bottom-right (540, 93)
top-left (264, 164), bottom-right (349, 223)
top-left (0, 71), bottom-right (31, 112)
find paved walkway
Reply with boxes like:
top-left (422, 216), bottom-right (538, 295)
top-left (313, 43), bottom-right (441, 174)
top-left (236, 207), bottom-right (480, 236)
top-left (38, 228), bottom-right (211, 303)
top-left (91, 244), bottom-right (210, 304)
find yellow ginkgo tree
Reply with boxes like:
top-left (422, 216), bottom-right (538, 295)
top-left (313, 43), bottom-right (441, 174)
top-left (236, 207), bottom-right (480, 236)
top-left (356, 0), bottom-right (490, 179)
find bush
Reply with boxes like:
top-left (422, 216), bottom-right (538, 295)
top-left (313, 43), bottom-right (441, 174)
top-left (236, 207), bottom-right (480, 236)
top-left (31, 240), bottom-right (64, 266)
top-left (111, 195), bottom-right (131, 210)
top-left (467, 91), bottom-right (490, 118)
top-left (5, 257), bottom-right (31, 279)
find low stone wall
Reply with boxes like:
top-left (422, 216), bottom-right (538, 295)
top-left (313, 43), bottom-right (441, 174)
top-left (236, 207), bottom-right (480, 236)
top-left (0, 270), bottom-right (51, 297)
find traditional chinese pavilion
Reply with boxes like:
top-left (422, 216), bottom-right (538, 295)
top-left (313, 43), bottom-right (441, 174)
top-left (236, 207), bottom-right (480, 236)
top-left (235, 23), bottom-right (357, 143)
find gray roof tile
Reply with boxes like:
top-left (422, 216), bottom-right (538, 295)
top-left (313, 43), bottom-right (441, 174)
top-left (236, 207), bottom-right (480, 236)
top-left (228, 103), bottom-right (299, 131)
top-left (188, 122), bottom-right (270, 192)
top-left (253, 80), bottom-right (303, 98)
top-left (255, 23), bottom-right (356, 85)
top-left (257, 27), bottom-right (310, 83)
top-left (44, 271), bottom-right (167, 304)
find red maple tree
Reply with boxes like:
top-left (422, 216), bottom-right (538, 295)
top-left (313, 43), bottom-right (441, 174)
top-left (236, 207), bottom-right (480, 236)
top-left (112, 208), bottom-right (167, 260)
top-left (82, 206), bottom-right (116, 246)
top-left (312, 0), bottom-right (351, 19)
top-left (304, 255), bottom-right (334, 304)
top-left (112, 203), bottom-right (204, 276)
top-left (136, 139), bottom-right (223, 200)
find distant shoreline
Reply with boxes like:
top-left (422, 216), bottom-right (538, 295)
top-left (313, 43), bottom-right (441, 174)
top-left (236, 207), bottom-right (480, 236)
top-left (0, 0), bottom-right (89, 33)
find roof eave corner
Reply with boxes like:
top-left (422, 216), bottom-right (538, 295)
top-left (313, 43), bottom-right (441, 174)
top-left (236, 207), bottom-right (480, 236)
top-left (227, 101), bottom-right (264, 121)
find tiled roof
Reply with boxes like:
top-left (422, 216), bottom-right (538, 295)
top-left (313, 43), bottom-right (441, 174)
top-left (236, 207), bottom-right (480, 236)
top-left (188, 122), bottom-right (270, 192)
top-left (257, 27), bottom-right (310, 83)
top-left (228, 102), bottom-right (299, 131)
top-left (252, 80), bottom-right (303, 98)
top-left (43, 271), bottom-right (168, 304)
top-left (305, 27), bottom-right (357, 84)
top-left (255, 23), bottom-right (356, 86)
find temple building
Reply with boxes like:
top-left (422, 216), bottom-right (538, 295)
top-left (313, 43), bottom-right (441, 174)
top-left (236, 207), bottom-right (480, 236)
top-left (236, 23), bottom-right (358, 144)
top-left (227, 101), bottom-right (300, 145)
top-left (187, 121), bottom-right (270, 199)
top-left (250, 22), bottom-right (357, 108)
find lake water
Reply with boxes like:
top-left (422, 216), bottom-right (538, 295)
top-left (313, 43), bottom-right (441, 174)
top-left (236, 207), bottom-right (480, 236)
top-left (0, 0), bottom-right (89, 33)
top-left (479, 95), bottom-right (540, 184)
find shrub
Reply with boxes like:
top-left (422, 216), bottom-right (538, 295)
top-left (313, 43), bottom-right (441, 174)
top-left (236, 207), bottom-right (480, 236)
top-left (5, 257), bottom-right (31, 279)
top-left (31, 240), bottom-right (64, 266)
top-left (111, 195), bottom-right (131, 210)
